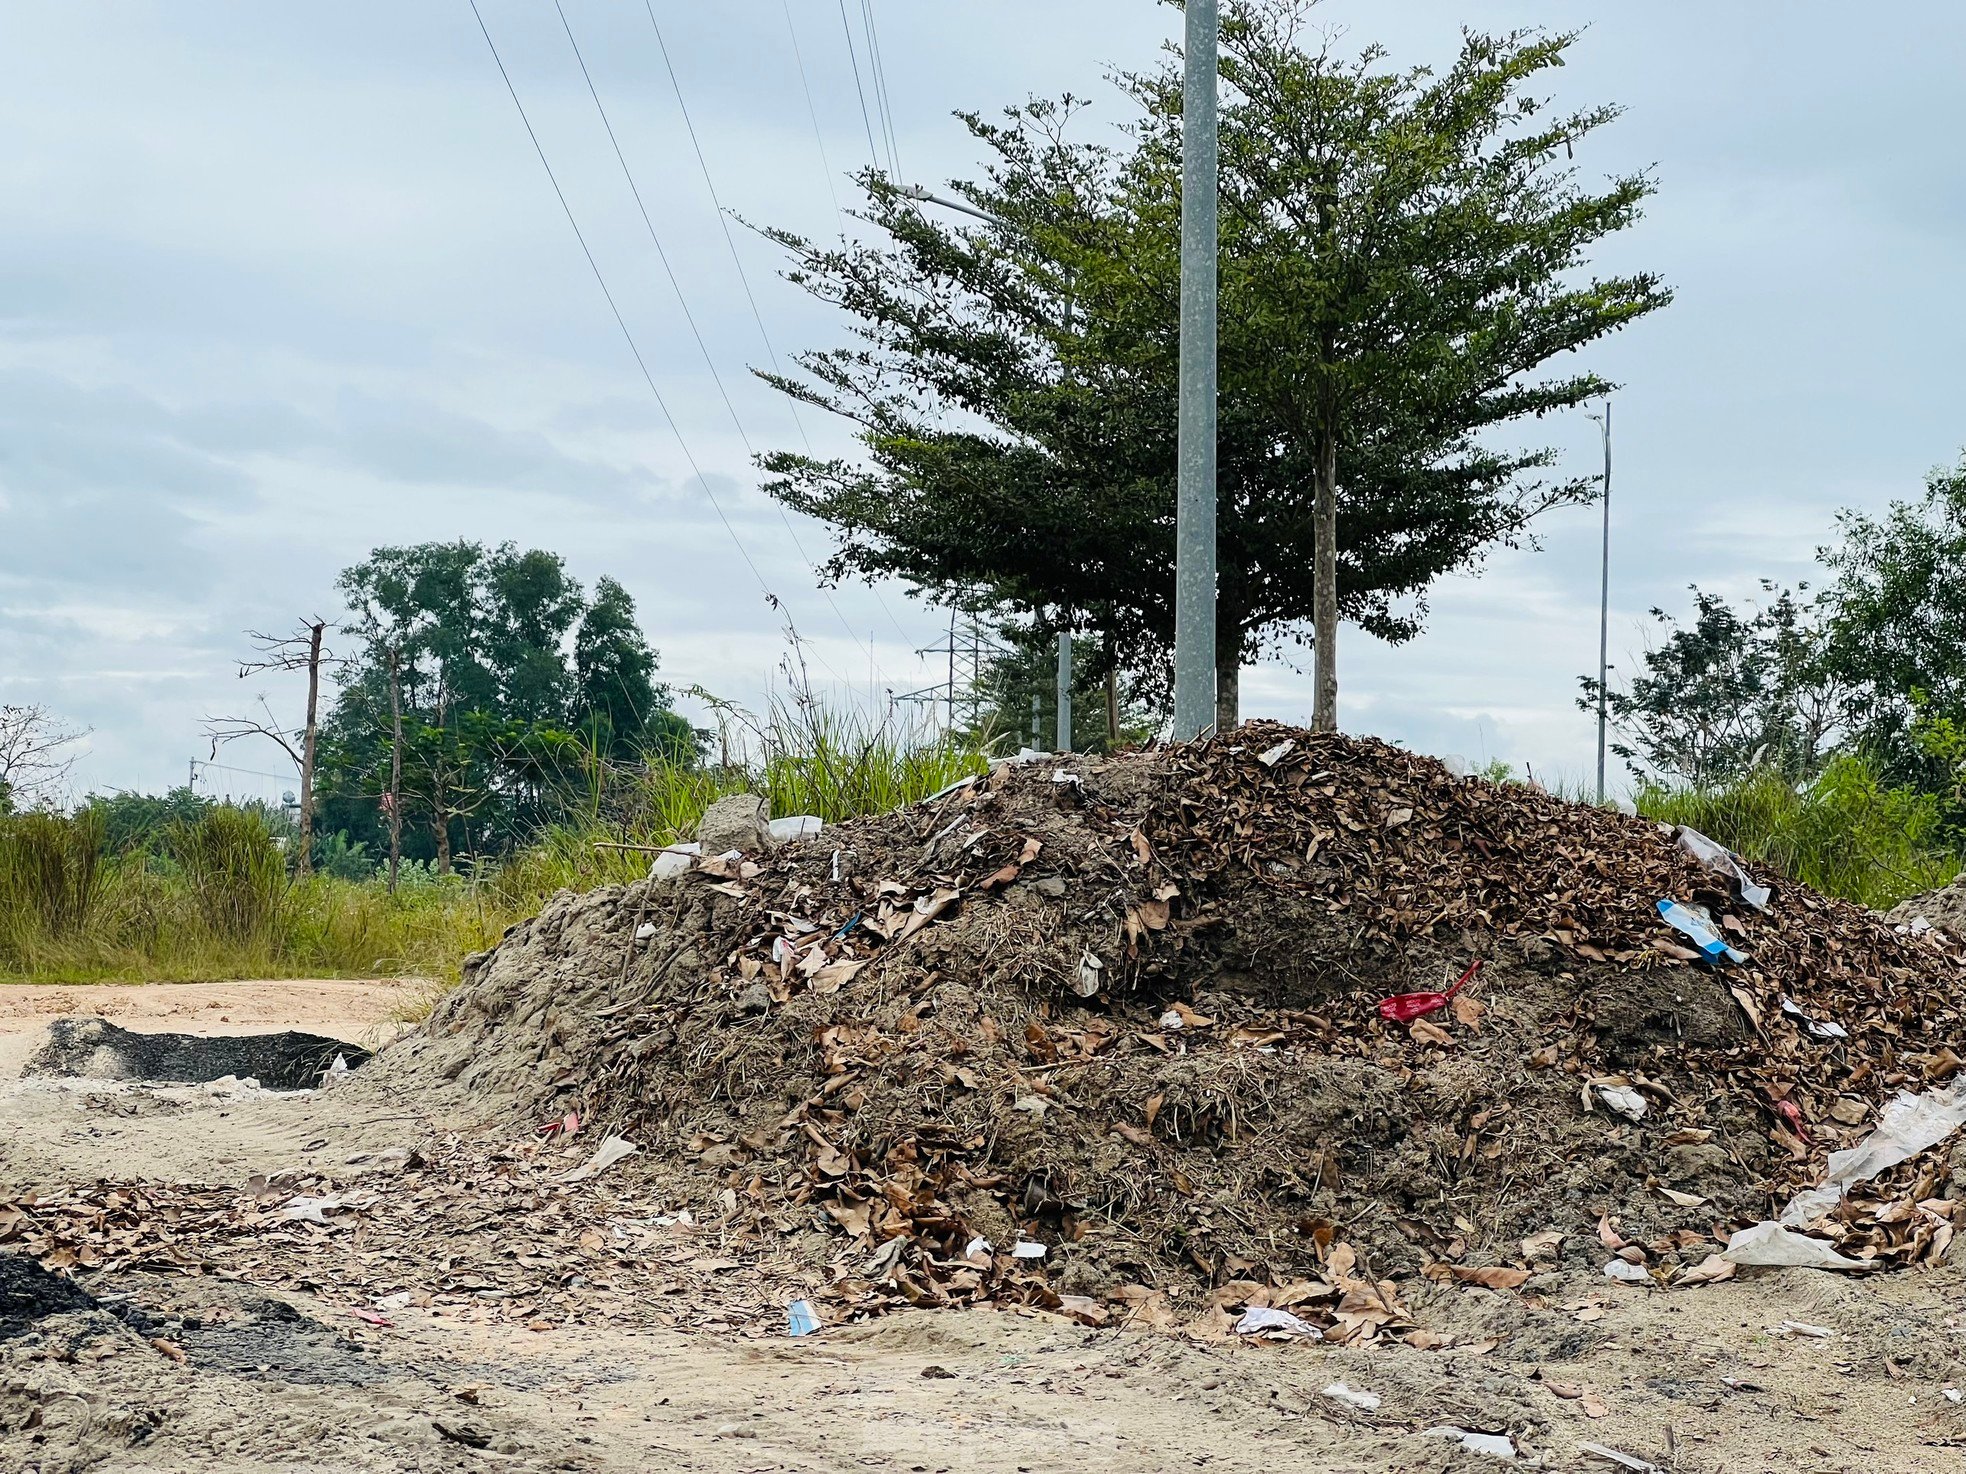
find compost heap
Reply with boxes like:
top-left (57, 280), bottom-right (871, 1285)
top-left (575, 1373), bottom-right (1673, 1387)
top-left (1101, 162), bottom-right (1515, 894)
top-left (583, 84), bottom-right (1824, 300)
top-left (389, 722), bottom-right (1966, 1335)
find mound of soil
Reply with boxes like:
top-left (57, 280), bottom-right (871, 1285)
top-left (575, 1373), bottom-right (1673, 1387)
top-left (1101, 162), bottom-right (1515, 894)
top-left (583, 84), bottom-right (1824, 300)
top-left (1886, 874), bottom-right (1966, 937)
top-left (24, 1018), bottom-right (370, 1092)
top-left (370, 724), bottom-right (1966, 1338)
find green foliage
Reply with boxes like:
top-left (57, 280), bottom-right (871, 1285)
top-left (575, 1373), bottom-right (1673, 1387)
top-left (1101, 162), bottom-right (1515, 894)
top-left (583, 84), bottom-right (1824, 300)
top-left (77, 786), bottom-right (213, 856)
top-left (169, 808), bottom-right (286, 945)
top-left (757, 5), bottom-right (1666, 709)
top-left (1582, 582), bottom-right (1846, 787)
top-left (310, 830), bottom-right (373, 882)
top-left (1636, 754), bottom-right (1960, 911)
top-left (1819, 455), bottom-right (1966, 788)
top-left (323, 540), bottom-right (696, 869)
top-left (0, 810), bottom-right (106, 963)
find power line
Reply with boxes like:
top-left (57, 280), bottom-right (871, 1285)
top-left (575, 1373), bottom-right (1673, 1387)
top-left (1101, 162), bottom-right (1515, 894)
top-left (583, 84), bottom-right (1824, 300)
top-left (858, 0), bottom-right (902, 178)
top-left (643, 5), bottom-right (917, 647)
top-left (780, 0), bottom-right (847, 230)
top-left (551, 0), bottom-right (886, 678)
top-left (466, 0), bottom-right (776, 609)
top-left (835, 0), bottom-right (883, 175)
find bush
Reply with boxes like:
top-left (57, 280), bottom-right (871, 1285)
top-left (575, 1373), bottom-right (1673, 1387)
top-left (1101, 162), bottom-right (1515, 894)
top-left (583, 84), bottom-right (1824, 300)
top-left (1636, 753), bottom-right (1961, 910)
top-left (0, 810), bottom-right (106, 961)
top-left (169, 808), bottom-right (286, 945)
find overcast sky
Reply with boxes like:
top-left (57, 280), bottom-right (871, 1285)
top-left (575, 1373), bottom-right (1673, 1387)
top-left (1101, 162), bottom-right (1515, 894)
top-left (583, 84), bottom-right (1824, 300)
top-left (3, 1), bottom-right (1962, 803)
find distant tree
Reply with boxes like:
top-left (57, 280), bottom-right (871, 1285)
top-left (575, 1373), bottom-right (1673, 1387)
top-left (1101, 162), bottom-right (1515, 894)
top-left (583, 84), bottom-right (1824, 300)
top-left (1819, 456), bottom-right (1966, 788)
top-left (76, 786), bottom-right (212, 855)
top-left (0, 705), bottom-right (86, 814)
top-left (571, 576), bottom-right (695, 762)
top-left (206, 619), bottom-right (332, 875)
top-left (1579, 582), bottom-right (1847, 787)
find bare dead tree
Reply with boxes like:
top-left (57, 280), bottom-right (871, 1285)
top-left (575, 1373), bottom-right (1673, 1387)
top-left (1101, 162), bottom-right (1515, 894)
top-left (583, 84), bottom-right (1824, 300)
top-left (386, 645), bottom-right (403, 894)
top-left (0, 705), bottom-right (87, 811)
top-left (206, 619), bottom-right (332, 874)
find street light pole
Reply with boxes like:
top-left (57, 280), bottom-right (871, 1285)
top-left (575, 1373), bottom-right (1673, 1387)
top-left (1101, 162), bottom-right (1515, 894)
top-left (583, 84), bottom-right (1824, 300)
top-left (1170, 0), bottom-right (1219, 741)
top-left (1594, 399), bottom-right (1613, 806)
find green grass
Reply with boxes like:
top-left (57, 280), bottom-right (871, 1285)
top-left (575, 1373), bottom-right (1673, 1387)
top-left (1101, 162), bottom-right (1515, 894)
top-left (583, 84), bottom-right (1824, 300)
top-left (1636, 753), bottom-right (1962, 911)
top-left (0, 702), bottom-right (986, 989)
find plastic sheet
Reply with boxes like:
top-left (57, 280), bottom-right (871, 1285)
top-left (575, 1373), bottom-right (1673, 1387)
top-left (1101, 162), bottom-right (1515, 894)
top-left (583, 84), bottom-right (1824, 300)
top-left (1721, 1221), bottom-right (1867, 1271)
top-left (1657, 899), bottom-right (1745, 963)
top-left (1673, 825), bottom-right (1771, 911)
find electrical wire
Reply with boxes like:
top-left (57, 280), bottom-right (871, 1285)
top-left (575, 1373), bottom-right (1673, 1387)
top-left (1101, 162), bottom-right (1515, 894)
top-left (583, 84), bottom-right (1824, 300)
top-left (858, 0), bottom-right (902, 178)
top-left (644, 4), bottom-right (916, 646)
top-left (551, 1), bottom-right (887, 678)
top-left (466, 0), bottom-right (775, 606)
top-left (835, 0), bottom-right (884, 175)
top-left (780, 0), bottom-right (847, 231)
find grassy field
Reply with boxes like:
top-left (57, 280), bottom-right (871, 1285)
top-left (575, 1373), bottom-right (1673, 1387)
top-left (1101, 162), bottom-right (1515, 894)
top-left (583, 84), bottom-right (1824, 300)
top-left (0, 712), bottom-right (987, 987)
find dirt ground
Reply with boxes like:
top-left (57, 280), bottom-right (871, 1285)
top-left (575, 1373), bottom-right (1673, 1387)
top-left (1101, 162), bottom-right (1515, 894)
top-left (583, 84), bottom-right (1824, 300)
top-left (4, 982), bottom-right (1966, 1473)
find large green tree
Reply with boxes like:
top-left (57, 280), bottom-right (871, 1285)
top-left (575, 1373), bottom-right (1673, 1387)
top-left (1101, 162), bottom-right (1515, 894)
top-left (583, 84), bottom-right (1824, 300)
top-left (318, 543), bottom-right (691, 873)
top-left (1819, 456), bottom-right (1966, 787)
top-left (756, 1), bottom-right (1667, 728)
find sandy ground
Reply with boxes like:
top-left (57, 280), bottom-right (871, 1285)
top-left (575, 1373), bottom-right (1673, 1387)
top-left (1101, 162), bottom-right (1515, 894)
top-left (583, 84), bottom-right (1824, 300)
top-left (4, 982), bottom-right (1966, 1473)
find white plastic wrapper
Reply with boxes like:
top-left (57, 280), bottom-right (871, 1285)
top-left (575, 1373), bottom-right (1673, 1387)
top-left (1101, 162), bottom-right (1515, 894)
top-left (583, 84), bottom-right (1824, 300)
top-left (1674, 824), bottom-right (1771, 910)
top-left (767, 815), bottom-right (824, 842)
top-left (1722, 1221), bottom-right (1867, 1271)
top-left (1233, 1305), bottom-right (1321, 1338)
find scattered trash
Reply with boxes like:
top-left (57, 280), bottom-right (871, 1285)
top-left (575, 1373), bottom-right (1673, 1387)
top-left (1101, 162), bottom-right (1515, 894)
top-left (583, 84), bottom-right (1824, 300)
top-left (374, 1291), bottom-right (414, 1312)
top-left (1777, 1084), bottom-right (1966, 1226)
top-left (1769, 1319), bottom-right (1835, 1339)
top-left (1377, 959), bottom-right (1482, 1023)
top-left (1009, 1240), bottom-right (1047, 1260)
top-left (1591, 1082), bottom-right (1647, 1121)
top-left (786, 1299), bottom-right (820, 1336)
top-left (633, 921), bottom-right (657, 941)
top-left (1257, 739), bottom-right (1296, 767)
top-left (1778, 996), bottom-right (1847, 1039)
top-left (1321, 1381), bottom-right (1380, 1409)
top-left (768, 815), bottom-right (825, 843)
top-left (322, 1053), bottom-right (350, 1086)
top-left (1909, 914), bottom-right (1934, 935)
top-left (921, 773), bottom-right (977, 804)
top-left (348, 1307), bottom-right (394, 1328)
top-left (559, 1134), bottom-right (639, 1183)
top-left (649, 843), bottom-right (699, 879)
top-left (1073, 950), bottom-right (1104, 999)
top-left (1050, 769), bottom-right (1084, 791)
top-left (1657, 899), bottom-right (1745, 963)
top-left (1422, 1426), bottom-right (1516, 1459)
top-left (280, 1195), bottom-right (341, 1226)
top-left (1673, 825), bottom-right (1771, 910)
top-left (963, 1236), bottom-right (993, 1259)
top-left (1947, 1387), bottom-right (1962, 1404)
top-left (1579, 1441), bottom-right (1660, 1472)
top-left (536, 1110), bottom-right (580, 1141)
top-left (1232, 1305), bottom-right (1322, 1338)
top-left (1722, 1221), bottom-right (1869, 1271)
top-left (1603, 1258), bottom-right (1650, 1284)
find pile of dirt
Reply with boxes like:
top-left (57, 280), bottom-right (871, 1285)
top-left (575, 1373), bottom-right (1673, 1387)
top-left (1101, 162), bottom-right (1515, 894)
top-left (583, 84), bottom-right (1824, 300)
top-left (331, 722), bottom-right (1966, 1339)
top-left (1887, 873), bottom-right (1966, 937)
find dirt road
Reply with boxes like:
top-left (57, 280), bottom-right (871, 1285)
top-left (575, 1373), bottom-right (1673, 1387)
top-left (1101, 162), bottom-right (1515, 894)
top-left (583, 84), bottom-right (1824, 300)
top-left (3, 981), bottom-right (1964, 1472)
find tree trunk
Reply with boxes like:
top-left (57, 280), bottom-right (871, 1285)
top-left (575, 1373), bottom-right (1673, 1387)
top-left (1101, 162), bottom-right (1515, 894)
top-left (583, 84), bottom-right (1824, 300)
top-left (1104, 667), bottom-right (1121, 751)
top-left (1215, 626), bottom-right (1240, 733)
top-left (1312, 431), bottom-right (1340, 732)
top-left (386, 647), bottom-right (403, 896)
top-left (296, 620), bottom-right (324, 877)
top-left (434, 788), bottom-right (452, 876)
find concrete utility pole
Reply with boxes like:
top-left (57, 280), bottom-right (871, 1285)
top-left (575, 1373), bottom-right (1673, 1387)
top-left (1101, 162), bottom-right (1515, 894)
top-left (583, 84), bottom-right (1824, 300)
top-left (1056, 632), bottom-right (1073, 752)
top-left (1170, 0), bottom-right (1219, 741)
top-left (1594, 399), bottom-right (1613, 806)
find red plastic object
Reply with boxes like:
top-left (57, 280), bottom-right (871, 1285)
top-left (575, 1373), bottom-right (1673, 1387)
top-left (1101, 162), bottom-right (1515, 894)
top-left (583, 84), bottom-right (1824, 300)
top-left (1774, 1098), bottom-right (1810, 1142)
top-left (1378, 960), bottom-right (1483, 1023)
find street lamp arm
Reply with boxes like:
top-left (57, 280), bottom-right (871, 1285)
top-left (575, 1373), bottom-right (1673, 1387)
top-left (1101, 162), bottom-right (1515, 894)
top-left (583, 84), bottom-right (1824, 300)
top-left (897, 182), bottom-right (1006, 227)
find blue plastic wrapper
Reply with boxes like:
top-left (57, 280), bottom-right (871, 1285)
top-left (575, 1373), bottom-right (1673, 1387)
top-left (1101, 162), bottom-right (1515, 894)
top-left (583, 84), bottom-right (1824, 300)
top-left (787, 1299), bottom-right (819, 1337)
top-left (1657, 898), bottom-right (1744, 964)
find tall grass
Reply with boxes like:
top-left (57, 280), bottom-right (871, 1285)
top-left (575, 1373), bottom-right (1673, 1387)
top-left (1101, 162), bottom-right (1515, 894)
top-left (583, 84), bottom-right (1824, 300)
top-left (1636, 753), bottom-right (1962, 910)
top-left (0, 698), bottom-right (987, 988)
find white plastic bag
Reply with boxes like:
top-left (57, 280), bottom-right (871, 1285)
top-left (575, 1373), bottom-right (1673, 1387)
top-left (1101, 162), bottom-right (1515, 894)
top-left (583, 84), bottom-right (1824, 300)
top-left (1674, 825), bottom-right (1771, 911)
top-left (1721, 1221), bottom-right (1867, 1271)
